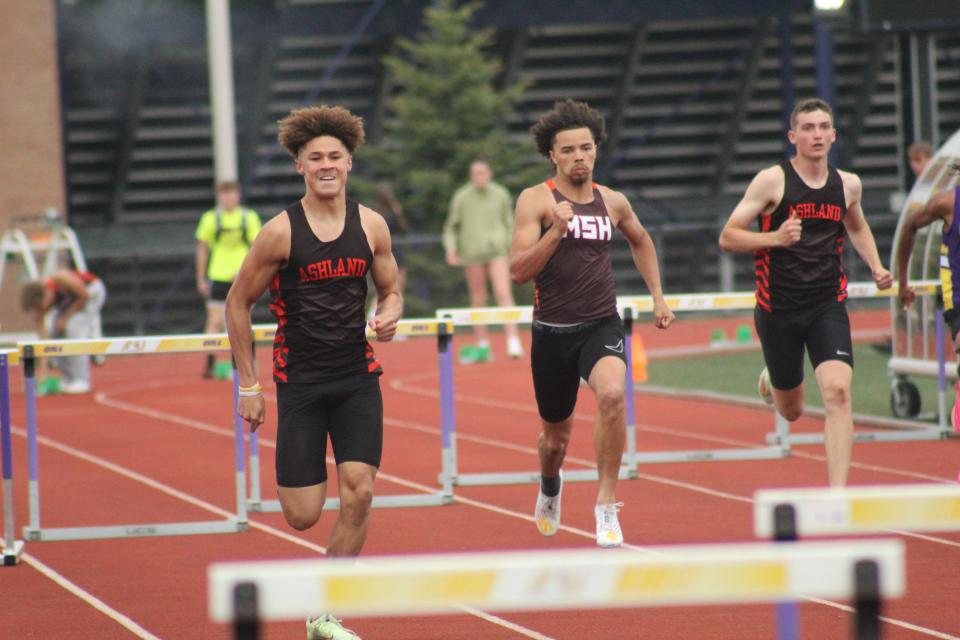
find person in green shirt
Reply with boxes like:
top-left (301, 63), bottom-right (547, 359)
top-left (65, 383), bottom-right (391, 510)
top-left (195, 181), bottom-right (262, 378)
top-left (443, 159), bottom-right (523, 362)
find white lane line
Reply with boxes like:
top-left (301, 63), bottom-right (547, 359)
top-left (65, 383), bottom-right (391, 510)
top-left (2, 542), bottom-right (162, 639)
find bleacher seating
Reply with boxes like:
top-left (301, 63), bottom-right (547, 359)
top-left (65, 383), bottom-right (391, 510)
top-left (54, 2), bottom-right (958, 332)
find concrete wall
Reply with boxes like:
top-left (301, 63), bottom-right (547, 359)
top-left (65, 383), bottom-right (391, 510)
top-left (0, 0), bottom-right (65, 334)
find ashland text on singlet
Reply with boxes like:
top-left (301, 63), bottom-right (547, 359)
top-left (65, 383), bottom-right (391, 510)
top-left (534, 179), bottom-right (618, 324)
top-left (269, 199), bottom-right (382, 383)
top-left (755, 160), bottom-right (848, 312)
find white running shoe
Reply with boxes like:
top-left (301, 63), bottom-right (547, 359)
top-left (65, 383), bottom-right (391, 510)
top-left (306, 614), bottom-right (361, 640)
top-left (534, 473), bottom-right (562, 536)
top-left (757, 367), bottom-right (774, 406)
top-left (507, 335), bottom-right (524, 359)
top-left (61, 380), bottom-right (92, 395)
top-left (595, 502), bottom-right (624, 548)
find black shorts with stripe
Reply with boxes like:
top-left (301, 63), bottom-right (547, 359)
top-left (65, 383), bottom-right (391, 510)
top-left (754, 299), bottom-right (853, 391)
top-left (275, 373), bottom-right (383, 487)
top-left (530, 314), bottom-right (626, 423)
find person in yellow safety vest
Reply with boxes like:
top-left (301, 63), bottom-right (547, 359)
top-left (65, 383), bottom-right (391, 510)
top-left (195, 181), bottom-right (262, 378)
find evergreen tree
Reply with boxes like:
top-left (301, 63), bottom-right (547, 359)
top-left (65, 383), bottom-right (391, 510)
top-left (363, 0), bottom-right (538, 231)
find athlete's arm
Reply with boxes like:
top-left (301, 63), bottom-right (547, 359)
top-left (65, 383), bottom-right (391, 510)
top-left (509, 185), bottom-right (570, 284)
top-left (604, 188), bottom-right (674, 329)
top-left (362, 206), bottom-right (403, 342)
top-left (195, 242), bottom-right (210, 297)
top-left (225, 213), bottom-right (289, 432)
top-left (719, 166), bottom-right (799, 253)
top-left (841, 171), bottom-right (893, 291)
top-left (895, 190), bottom-right (955, 308)
top-left (48, 270), bottom-right (89, 335)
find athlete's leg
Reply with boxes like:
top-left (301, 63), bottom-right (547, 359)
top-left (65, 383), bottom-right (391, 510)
top-left (539, 416), bottom-right (574, 477)
top-left (328, 462), bottom-right (377, 556)
top-left (807, 301), bottom-right (855, 486)
top-left (275, 383), bottom-right (330, 530)
top-left (326, 374), bottom-right (382, 556)
top-left (487, 256), bottom-right (521, 350)
top-left (755, 306), bottom-right (805, 421)
top-left (278, 483), bottom-right (328, 531)
top-left (464, 262), bottom-right (490, 345)
top-left (586, 356), bottom-right (626, 505)
top-left (814, 360), bottom-right (853, 486)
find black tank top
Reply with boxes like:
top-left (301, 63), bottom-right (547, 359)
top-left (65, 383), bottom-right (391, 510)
top-left (270, 199), bottom-right (381, 383)
top-left (534, 180), bottom-right (618, 323)
top-left (756, 160), bottom-right (848, 312)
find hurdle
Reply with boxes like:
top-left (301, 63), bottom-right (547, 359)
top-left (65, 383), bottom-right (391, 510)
top-left (243, 319), bottom-right (457, 514)
top-left (16, 334), bottom-right (249, 542)
top-left (754, 482), bottom-right (960, 538)
top-left (435, 281), bottom-right (944, 488)
top-left (1, 349), bottom-right (24, 565)
top-left (208, 540), bottom-right (904, 640)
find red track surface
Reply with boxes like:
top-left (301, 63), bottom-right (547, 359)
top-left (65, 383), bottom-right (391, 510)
top-left (2, 310), bottom-right (959, 639)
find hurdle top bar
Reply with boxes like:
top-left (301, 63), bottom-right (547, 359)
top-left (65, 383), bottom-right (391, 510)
top-left (436, 280), bottom-right (939, 325)
top-left (754, 483), bottom-right (960, 537)
top-left (15, 319), bottom-right (453, 359)
top-left (208, 539), bottom-right (904, 621)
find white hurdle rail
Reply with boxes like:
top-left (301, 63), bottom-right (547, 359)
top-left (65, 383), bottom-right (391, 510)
top-left (754, 483), bottom-right (960, 538)
top-left (435, 281), bottom-right (944, 488)
top-left (243, 319), bottom-right (457, 514)
top-left (209, 540), bottom-right (904, 640)
top-left (15, 334), bottom-right (250, 542)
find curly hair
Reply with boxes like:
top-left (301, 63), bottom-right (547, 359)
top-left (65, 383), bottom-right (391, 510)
top-left (277, 105), bottom-right (366, 157)
top-left (530, 99), bottom-right (607, 158)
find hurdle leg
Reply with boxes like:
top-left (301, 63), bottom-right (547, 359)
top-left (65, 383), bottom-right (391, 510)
top-left (1, 353), bottom-right (24, 565)
top-left (22, 349), bottom-right (41, 539)
top-left (622, 308), bottom-right (638, 478)
top-left (232, 367), bottom-right (248, 529)
top-left (935, 308), bottom-right (949, 435)
top-left (772, 504), bottom-right (800, 640)
top-left (853, 559), bottom-right (881, 640)
top-left (233, 581), bottom-right (260, 640)
top-left (438, 323), bottom-right (458, 497)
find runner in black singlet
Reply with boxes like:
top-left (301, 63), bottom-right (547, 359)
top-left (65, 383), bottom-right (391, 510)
top-left (511, 99), bottom-right (674, 548)
top-left (226, 106), bottom-right (401, 640)
top-left (719, 98), bottom-right (893, 487)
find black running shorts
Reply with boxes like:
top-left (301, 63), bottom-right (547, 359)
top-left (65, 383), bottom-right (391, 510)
top-left (208, 280), bottom-right (232, 303)
top-left (275, 373), bottom-right (383, 487)
top-left (754, 299), bottom-right (853, 391)
top-left (530, 314), bottom-right (626, 423)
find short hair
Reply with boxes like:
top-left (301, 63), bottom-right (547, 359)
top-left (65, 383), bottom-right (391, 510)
top-left (217, 181), bottom-right (240, 192)
top-left (908, 141), bottom-right (934, 160)
top-left (790, 98), bottom-right (833, 129)
top-left (20, 282), bottom-right (47, 312)
top-left (530, 99), bottom-right (607, 158)
top-left (277, 105), bottom-right (366, 157)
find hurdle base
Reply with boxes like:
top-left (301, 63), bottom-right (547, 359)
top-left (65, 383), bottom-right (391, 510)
top-left (766, 428), bottom-right (947, 446)
top-left (247, 493), bottom-right (451, 514)
top-left (631, 446), bottom-right (786, 464)
top-left (22, 519), bottom-right (246, 542)
top-left (2, 540), bottom-right (24, 566)
top-left (448, 467), bottom-right (636, 487)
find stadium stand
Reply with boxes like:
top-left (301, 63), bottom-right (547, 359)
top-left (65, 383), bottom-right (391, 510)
top-left (51, 0), bottom-right (958, 333)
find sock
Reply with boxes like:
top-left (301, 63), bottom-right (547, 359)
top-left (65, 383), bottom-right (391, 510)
top-left (477, 339), bottom-right (490, 349)
top-left (540, 474), bottom-right (561, 497)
